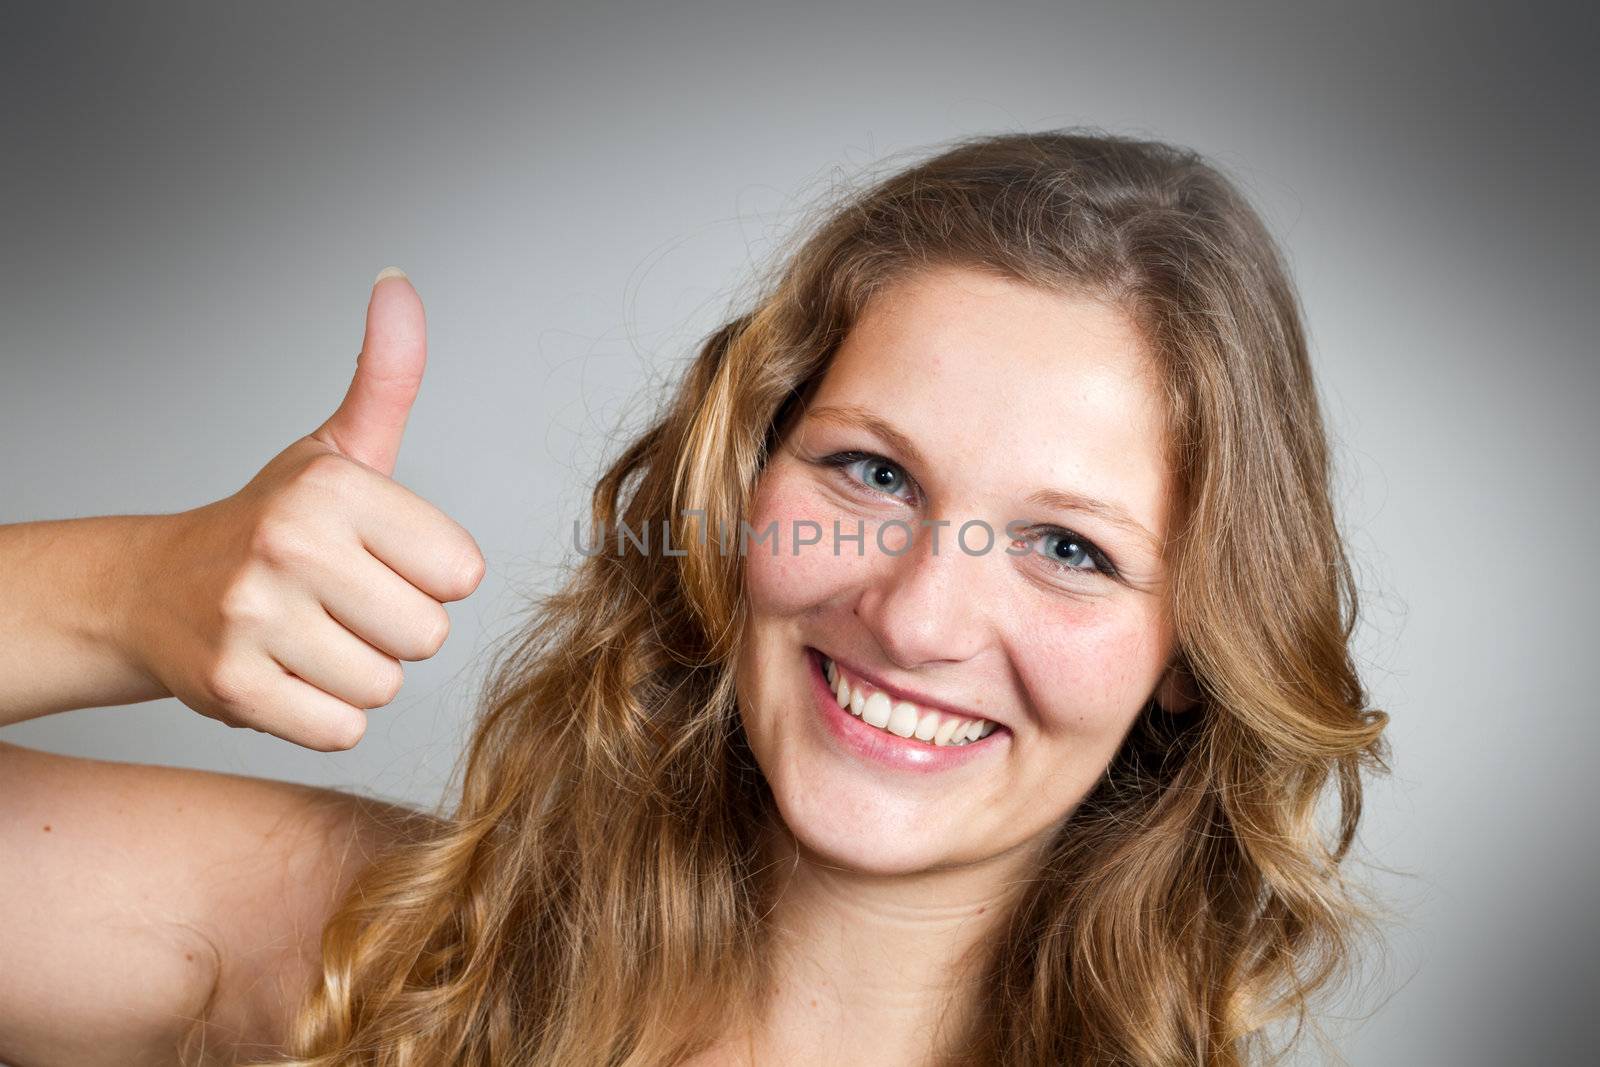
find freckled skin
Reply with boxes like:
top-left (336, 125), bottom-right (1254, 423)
top-left (735, 265), bottom-right (1183, 877)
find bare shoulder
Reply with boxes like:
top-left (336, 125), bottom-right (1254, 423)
top-left (0, 740), bottom-right (438, 1066)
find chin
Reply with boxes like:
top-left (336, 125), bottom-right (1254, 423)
top-left (768, 779), bottom-right (978, 876)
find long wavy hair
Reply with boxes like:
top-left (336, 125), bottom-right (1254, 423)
top-left (266, 129), bottom-right (1390, 1065)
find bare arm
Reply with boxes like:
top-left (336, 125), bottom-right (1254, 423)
top-left (0, 514), bottom-right (174, 724)
top-left (0, 740), bottom-right (428, 1066)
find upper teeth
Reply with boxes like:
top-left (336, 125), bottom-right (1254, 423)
top-left (822, 657), bottom-right (998, 746)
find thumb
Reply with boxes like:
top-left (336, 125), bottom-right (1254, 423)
top-left (312, 267), bottom-right (427, 477)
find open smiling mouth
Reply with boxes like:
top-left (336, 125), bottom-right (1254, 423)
top-left (805, 647), bottom-right (1008, 766)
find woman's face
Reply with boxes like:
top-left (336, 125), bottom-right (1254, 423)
top-left (735, 264), bottom-right (1183, 875)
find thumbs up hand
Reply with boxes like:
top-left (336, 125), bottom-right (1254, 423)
top-left (124, 270), bottom-right (486, 751)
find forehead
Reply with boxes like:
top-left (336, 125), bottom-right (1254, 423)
top-left (807, 264), bottom-right (1173, 535)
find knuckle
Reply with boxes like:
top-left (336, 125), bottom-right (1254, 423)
top-left (419, 607), bottom-right (451, 658)
top-left (217, 576), bottom-right (271, 629)
top-left (318, 711), bottom-right (367, 752)
top-left (370, 660), bottom-right (405, 707)
top-left (206, 705), bottom-right (244, 730)
top-left (451, 543), bottom-right (487, 598)
top-left (248, 516), bottom-right (311, 569)
top-left (202, 659), bottom-right (253, 712)
top-left (297, 451), bottom-right (356, 494)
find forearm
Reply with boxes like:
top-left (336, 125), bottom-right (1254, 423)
top-left (0, 515), bottom-right (172, 725)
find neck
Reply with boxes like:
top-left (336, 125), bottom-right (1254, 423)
top-left (737, 809), bottom-right (1044, 1066)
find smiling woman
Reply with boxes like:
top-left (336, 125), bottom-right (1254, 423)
top-left (264, 130), bottom-right (1389, 1066)
top-left (739, 269), bottom-right (1186, 872)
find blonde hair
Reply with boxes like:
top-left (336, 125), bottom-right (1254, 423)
top-left (269, 129), bottom-right (1389, 1065)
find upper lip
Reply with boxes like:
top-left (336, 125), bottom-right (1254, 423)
top-left (814, 648), bottom-right (1008, 732)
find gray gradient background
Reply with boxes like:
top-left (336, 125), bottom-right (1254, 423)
top-left (2, 1), bottom-right (1595, 1063)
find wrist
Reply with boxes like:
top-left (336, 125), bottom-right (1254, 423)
top-left (91, 511), bottom-right (184, 699)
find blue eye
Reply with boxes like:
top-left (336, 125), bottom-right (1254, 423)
top-left (823, 451), bottom-right (915, 501)
top-left (1026, 527), bottom-right (1117, 578)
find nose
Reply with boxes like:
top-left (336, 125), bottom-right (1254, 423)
top-left (852, 519), bottom-right (994, 670)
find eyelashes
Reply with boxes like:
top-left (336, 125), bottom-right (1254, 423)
top-left (1013, 524), bottom-right (1120, 579)
top-left (814, 449), bottom-right (1121, 580)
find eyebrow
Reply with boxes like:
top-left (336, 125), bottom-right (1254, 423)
top-left (805, 403), bottom-right (1160, 549)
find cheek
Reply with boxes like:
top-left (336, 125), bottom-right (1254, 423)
top-left (742, 468), bottom-right (874, 617)
top-left (1014, 602), bottom-right (1169, 732)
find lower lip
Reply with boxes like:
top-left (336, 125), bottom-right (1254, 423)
top-left (806, 647), bottom-right (1009, 774)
